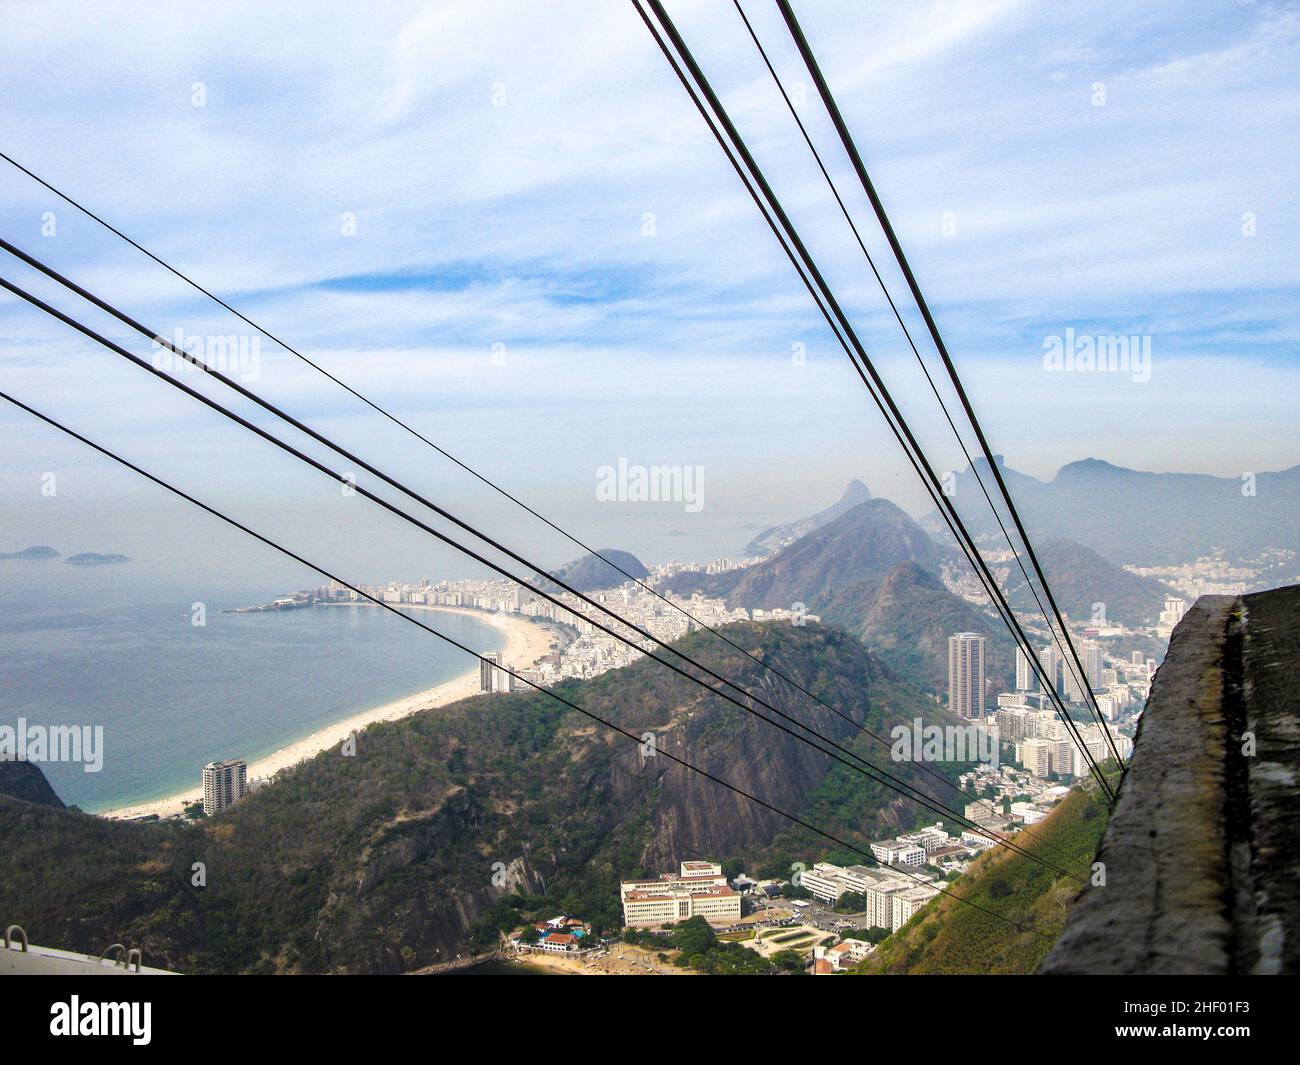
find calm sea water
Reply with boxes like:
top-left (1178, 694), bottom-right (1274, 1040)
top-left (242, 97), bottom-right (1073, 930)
top-left (0, 559), bottom-right (504, 811)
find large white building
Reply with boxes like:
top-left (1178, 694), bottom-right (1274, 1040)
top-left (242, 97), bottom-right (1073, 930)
top-left (1015, 646), bottom-right (1037, 692)
top-left (201, 758), bottom-right (248, 815)
top-left (948, 633), bottom-right (987, 719)
top-left (619, 860), bottom-right (741, 927)
top-left (798, 862), bottom-right (936, 932)
top-left (1039, 644), bottom-right (1063, 695)
top-left (1017, 737), bottom-right (1055, 778)
top-left (891, 885), bottom-right (940, 931)
top-left (870, 840), bottom-right (927, 867)
top-left (480, 652), bottom-right (511, 693)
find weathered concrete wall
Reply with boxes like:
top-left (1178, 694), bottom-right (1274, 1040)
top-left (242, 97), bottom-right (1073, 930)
top-left (1042, 584), bottom-right (1299, 974)
top-left (1238, 583), bottom-right (1300, 974)
top-left (1041, 595), bottom-right (1240, 974)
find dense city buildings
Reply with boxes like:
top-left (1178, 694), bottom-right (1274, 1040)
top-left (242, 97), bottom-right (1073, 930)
top-left (798, 861), bottom-right (940, 932)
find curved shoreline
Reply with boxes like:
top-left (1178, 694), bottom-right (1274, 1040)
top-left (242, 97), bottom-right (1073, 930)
top-left (98, 606), bottom-right (554, 821)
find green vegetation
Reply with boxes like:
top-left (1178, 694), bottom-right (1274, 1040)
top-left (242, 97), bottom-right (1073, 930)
top-left (1, 622), bottom-right (954, 974)
top-left (665, 917), bottom-right (779, 975)
top-left (834, 891), bottom-right (866, 913)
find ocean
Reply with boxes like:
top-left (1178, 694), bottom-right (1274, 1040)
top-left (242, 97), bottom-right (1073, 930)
top-left (0, 558), bottom-right (504, 811)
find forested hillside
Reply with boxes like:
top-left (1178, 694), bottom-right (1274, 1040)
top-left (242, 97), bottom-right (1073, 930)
top-left (0, 623), bottom-right (964, 974)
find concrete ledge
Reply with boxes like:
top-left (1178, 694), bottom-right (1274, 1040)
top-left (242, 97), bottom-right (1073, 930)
top-left (1239, 583), bottom-right (1300, 974)
top-left (1041, 595), bottom-right (1239, 974)
top-left (1042, 583), bottom-right (1300, 974)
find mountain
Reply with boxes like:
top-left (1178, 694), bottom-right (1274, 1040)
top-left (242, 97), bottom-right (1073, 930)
top-left (821, 562), bottom-right (1012, 694)
top-left (546, 549), bottom-right (648, 592)
top-left (64, 553), bottom-right (130, 566)
top-left (1001, 538), bottom-right (1176, 626)
top-left (925, 457), bottom-right (1300, 566)
top-left (745, 479), bottom-right (872, 556)
top-left (0, 546), bottom-right (60, 560)
top-left (725, 499), bottom-right (949, 610)
top-left (0, 762), bottom-right (65, 808)
top-left (853, 784), bottom-right (1111, 975)
top-left (0, 624), bottom-right (959, 974)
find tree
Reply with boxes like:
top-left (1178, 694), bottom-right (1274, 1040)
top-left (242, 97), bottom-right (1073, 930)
top-left (669, 915), bottom-right (717, 956)
top-left (835, 891), bottom-right (866, 913)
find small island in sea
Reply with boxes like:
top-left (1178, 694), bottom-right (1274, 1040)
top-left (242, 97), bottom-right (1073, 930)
top-left (0, 545), bottom-right (60, 560)
top-left (1, 546), bottom-right (131, 565)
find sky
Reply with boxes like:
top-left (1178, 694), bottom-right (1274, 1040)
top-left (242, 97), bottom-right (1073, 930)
top-left (0, 0), bottom-right (1296, 588)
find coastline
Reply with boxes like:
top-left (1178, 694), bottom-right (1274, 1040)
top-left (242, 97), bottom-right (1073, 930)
top-left (98, 606), bottom-right (554, 821)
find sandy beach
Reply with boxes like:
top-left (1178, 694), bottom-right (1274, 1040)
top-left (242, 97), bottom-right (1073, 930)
top-left (99, 607), bottom-right (554, 821)
top-left (499, 944), bottom-right (695, 976)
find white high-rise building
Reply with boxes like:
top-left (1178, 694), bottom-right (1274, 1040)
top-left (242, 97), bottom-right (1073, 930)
top-left (1160, 597), bottom-right (1189, 629)
top-left (1017, 738), bottom-right (1054, 778)
top-left (1083, 640), bottom-right (1105, 689)
top-left (1039, 644), bottom-right (1063, 696)
top-left (1015, 646), bottom-right (1037, 692)
top-left (948, 633), bottom-right (986, 720)
top-left (480, 652), bottom-right (510, 693)
top-left (202, 758), bottom-right (248, 815)
top-left (1062, 662), bottom-right (1087, 704)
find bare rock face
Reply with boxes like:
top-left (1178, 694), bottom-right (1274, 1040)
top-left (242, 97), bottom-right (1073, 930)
top-left (1041, 583), bottom-right (1300, 975)
top-left (0, 761), bottom-right (65, 808)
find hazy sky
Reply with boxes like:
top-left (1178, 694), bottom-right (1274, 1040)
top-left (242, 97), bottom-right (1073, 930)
top-left (0, 0), bottom-right (1296, 588)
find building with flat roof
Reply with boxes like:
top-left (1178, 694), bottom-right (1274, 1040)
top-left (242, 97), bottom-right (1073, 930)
top-left (201, 758), bottom-right (247, 816)
top-left (869, 839), bottom-right (926, 867)
top-left (619, 859), bottom-right (739, 927)
top-left (891, 885), bottom-right (940, 931)
top-left (948, 632), bottom-right (987, 719)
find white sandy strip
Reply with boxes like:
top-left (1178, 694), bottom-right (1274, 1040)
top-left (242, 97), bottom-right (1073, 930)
top-left (98, 607), bottom-right (555, 821)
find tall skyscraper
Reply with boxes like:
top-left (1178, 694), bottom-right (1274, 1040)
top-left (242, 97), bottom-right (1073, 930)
top-left (1039, 643), bottom-right (1063, 696)
top-left (1062, 661), bottom-right (1087, 703)
top-left (1015, 646), bottom-right (1037, 692)
top-left (1083, 640), bottom-right (1105, 689)
top-left (202, 758), bottom-right (248, 816)
top-left (480, 652), bottom-right (510, 693)
top-left (948, 633), bottom-right (986, 720)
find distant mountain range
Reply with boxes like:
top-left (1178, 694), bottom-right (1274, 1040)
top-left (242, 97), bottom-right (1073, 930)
top-left (727, 498), bottom-right (947, 609)
top-left (546, 549), bottom-right (648, 593)
top-left (821, 562), bottom-right (1012, 693)
top-left (744, 479), bottom-right (871, 556)
top-left (924, 457), bottom-right (1300, 566)
top-left (1003, 538), bottom-right (1175, 626)
top-left (673, 485), bottom-right (1179, 693)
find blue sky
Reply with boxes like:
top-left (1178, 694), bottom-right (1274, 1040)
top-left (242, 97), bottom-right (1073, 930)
top-left (0, 0), bottom-right (1296, 585)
